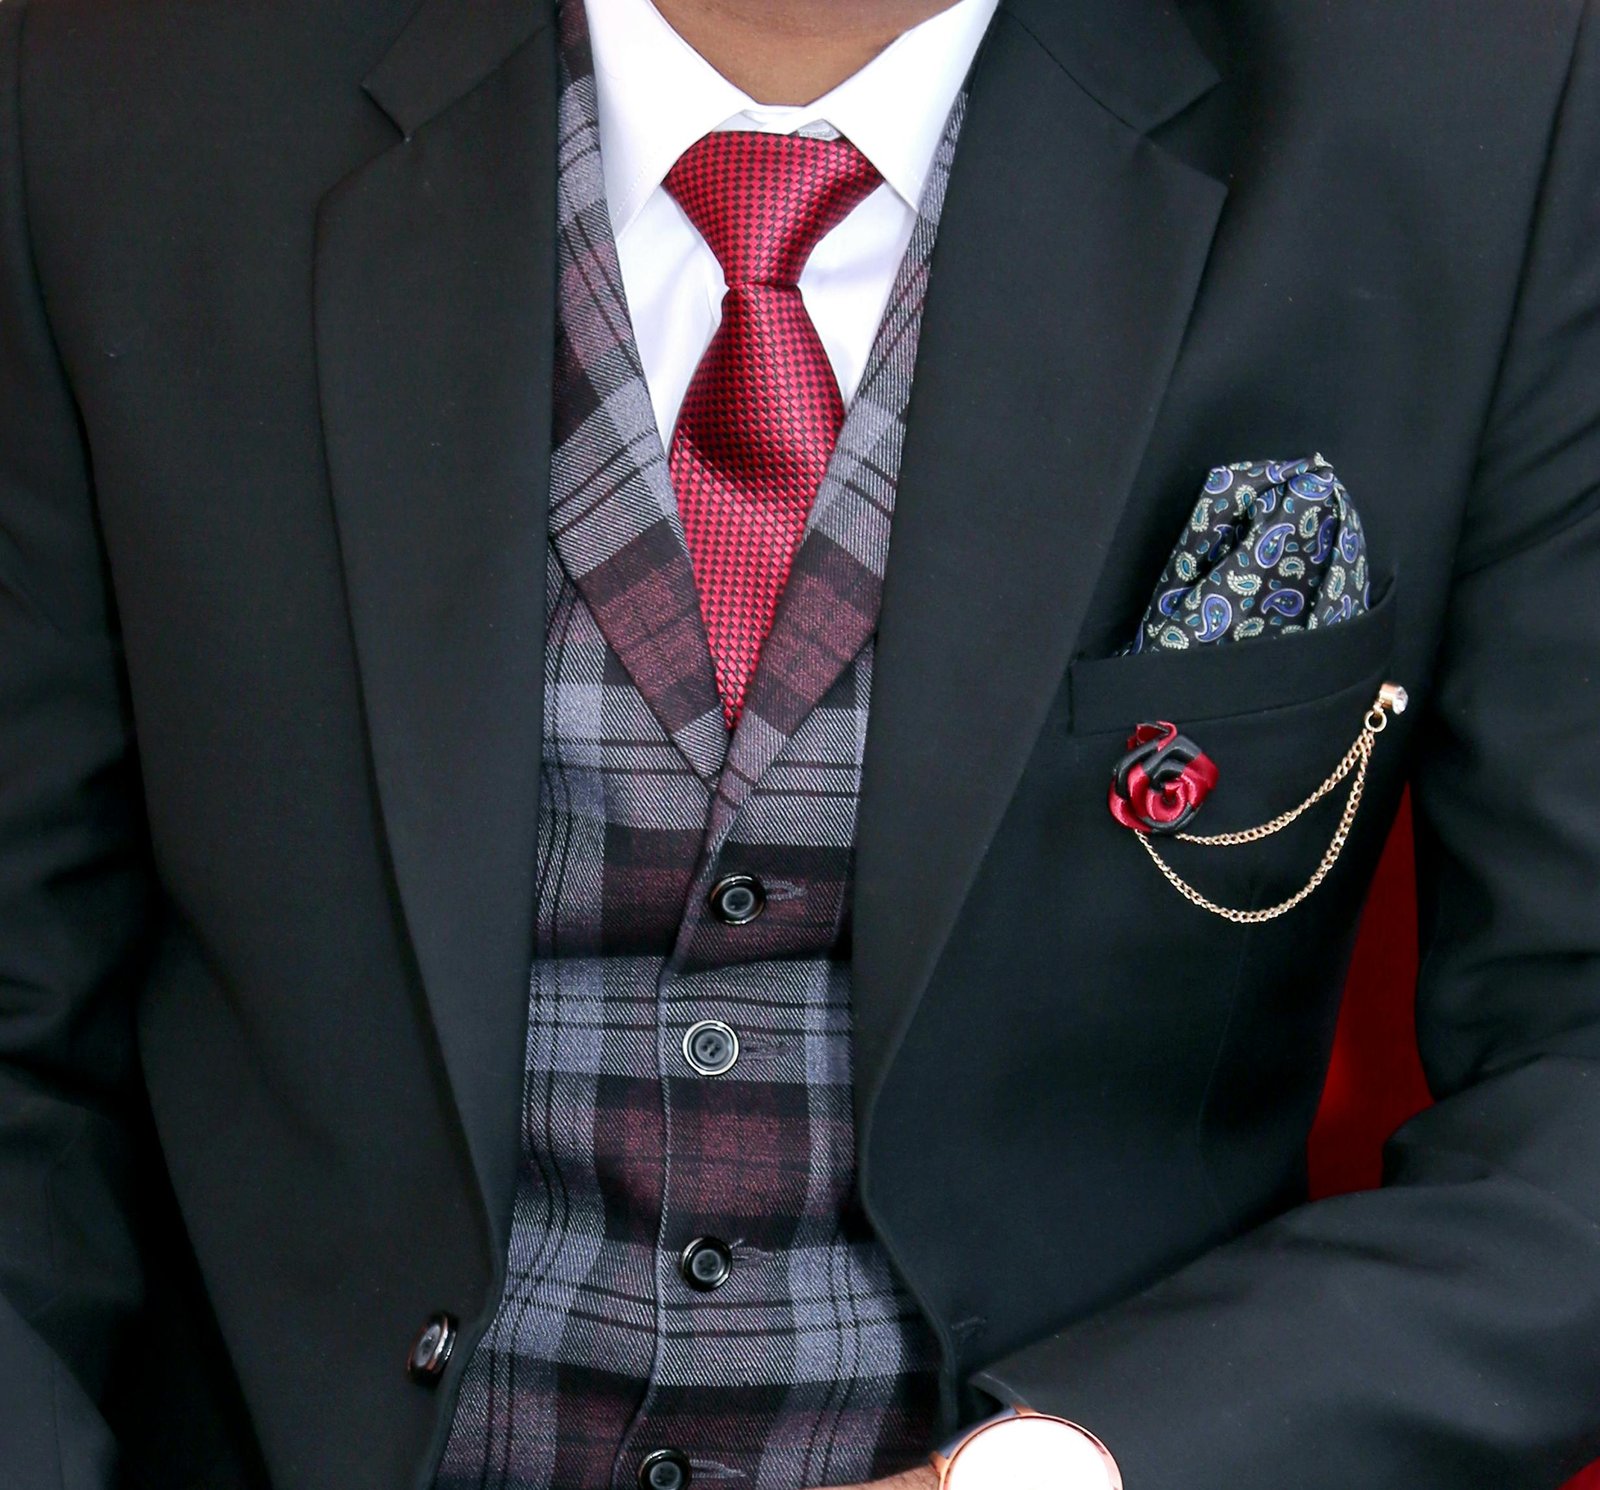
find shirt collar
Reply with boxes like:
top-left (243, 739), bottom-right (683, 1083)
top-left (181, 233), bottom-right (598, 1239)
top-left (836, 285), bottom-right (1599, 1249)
top-left (586, 0), bottom-right (999, 238)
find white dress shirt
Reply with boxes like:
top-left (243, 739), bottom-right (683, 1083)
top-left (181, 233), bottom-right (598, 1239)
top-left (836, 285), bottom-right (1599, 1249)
top-left (585, 0), bottom-right (999, 444)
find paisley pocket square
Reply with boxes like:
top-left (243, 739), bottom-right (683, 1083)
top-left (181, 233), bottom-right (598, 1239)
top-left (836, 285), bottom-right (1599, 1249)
top-left (1128, 454), bottom-right (1372, 654)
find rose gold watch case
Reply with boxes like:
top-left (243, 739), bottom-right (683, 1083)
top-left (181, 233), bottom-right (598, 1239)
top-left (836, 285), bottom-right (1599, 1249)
top-left (932, 1406), bottom-right (1122, 1490)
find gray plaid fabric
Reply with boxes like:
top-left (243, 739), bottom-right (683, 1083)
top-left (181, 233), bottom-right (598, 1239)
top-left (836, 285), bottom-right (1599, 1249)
top-left (435, 5), bottom-right (965, 1486)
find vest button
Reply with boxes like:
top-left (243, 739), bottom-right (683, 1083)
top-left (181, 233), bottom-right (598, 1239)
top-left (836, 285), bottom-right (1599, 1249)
top-left (638, 1448), bottom-right (692, 1490)
top-left (682, 1020), bottom-right (740, 1077)
top-left (708, 874), bottom-right (765, 925)
top-left (406, 1312), bottom-right (457, 1384)
top-left (680, 1236), bottom-right (735, 1292)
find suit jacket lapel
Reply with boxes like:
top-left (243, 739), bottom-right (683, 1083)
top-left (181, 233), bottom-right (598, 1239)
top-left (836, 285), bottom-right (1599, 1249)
top-left (853, 1), bottom-right (1229, 1125)
top-left (313, 0), bottom-right (558, 1250)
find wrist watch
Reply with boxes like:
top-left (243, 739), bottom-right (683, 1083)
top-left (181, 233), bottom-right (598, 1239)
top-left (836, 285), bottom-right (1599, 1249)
top-left (930, 1405), bottom-right (1122, 1490)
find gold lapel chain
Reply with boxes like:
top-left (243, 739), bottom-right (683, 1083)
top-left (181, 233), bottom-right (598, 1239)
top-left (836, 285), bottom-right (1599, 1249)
top-left (1137, 682), bottom-right (1408, 924)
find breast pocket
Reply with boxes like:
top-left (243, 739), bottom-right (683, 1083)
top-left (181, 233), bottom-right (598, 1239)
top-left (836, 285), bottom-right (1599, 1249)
top-left (1071, 575), bottom-right (1398, 735)
top-left (1065, 576), bottom-right (1402, 913)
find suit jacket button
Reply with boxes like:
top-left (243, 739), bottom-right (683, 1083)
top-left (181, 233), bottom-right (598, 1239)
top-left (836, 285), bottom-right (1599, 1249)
top-left (638, 1448), bottom-right (692, 1490)
top-left (708, 874), bottom-right (765, 925)
top-left (406, 1313), bottom-right (457, 1384)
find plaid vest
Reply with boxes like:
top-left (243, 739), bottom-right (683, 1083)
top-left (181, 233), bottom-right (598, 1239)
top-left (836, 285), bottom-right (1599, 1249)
top-left (436, 7), bottom-right (963, 1486)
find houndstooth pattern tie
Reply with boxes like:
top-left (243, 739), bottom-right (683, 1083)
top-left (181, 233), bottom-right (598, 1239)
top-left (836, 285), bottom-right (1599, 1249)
top-left (664, 131), bottom-right (883, 728)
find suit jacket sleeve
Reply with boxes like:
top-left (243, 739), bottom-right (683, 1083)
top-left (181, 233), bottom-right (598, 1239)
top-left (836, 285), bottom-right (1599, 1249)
top-left (971, 4), bottom-right (1600, 1486)
top-left (0, 3), bottom-right (154, 1483)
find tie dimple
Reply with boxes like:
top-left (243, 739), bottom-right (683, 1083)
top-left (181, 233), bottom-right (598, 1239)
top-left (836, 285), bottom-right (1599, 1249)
top-left (664, 132), bottom-right (883, 728)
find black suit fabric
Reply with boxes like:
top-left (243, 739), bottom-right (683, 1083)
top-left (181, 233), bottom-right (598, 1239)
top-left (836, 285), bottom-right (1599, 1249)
top-left (2, 0), bottom-right (1599, 1487)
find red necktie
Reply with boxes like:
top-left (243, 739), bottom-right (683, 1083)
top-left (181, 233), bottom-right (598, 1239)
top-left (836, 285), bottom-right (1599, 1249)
top-left (664, 132), bottom-right (883, 728)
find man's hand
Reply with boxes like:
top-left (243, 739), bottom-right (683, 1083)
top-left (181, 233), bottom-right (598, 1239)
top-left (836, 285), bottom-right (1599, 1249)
top-left (813, 1466), bottom-right (940, 1490)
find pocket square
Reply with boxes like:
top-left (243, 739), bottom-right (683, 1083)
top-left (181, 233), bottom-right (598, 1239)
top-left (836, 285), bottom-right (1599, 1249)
top-left (1129, 455), bottom-right (1372, 654)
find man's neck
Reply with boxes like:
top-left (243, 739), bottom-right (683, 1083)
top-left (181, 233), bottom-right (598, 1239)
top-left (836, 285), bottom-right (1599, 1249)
top-left (648, 0), bottom-right (969, 105)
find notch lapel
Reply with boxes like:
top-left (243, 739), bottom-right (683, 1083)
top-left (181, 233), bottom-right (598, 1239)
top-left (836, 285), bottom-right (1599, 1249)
top-left (853, 4), bottom-right (1228, 1124)
top-left (313, 0), bottom-right (558, 1249)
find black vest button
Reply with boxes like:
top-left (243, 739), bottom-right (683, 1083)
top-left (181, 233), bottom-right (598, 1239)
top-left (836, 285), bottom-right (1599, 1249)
top-left (708, 874), bottom-right (765, 925)
top-left (638, 1448), bottom-right (692, 1490)
top-left (406, 1312), bottom-right (457, 1384)
top-left (682, 1020), bottom-right (739, 1077)
top-left (680, 1236), bottom-right (735, 1292)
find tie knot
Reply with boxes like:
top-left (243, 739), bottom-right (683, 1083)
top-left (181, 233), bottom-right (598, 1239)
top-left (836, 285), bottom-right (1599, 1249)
top-left (664, 131), bottom-right (883, 288)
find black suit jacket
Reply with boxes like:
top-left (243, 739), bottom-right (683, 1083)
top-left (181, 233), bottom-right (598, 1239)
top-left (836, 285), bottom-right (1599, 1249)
top-left (4, 0), bottom-right (1600, 1485)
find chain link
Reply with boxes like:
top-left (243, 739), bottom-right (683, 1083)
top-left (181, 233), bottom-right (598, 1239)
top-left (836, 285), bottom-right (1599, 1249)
top-left (1135, 687), bottom-right (1397, 924)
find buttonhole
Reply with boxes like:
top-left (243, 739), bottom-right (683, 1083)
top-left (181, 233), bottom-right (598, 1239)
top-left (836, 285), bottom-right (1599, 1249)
top-left (950, 1316), bottom-right (988, 1346)
top-left (761, 879), bottom-right (805, 904)
top-left (731, 1035), bottom-right (784, 1064)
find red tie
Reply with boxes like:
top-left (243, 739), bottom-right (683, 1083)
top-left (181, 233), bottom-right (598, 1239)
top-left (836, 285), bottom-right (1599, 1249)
top-left (664, 132), bottom-right (883, 728)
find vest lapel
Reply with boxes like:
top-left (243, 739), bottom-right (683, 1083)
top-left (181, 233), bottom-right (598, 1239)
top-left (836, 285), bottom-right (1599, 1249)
top-left (313, 0), bottom-right (559, 1248)
top-left (853, 2), bottom-right (1229, 1127)
top-left (544, 4), bottom-right (727, 784)
top-left (703, 98), bottom-right (968, 860)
